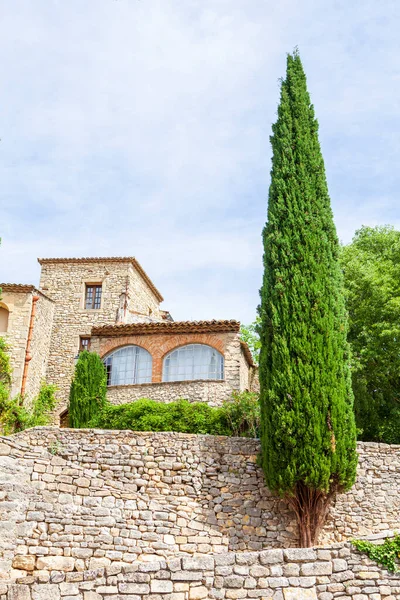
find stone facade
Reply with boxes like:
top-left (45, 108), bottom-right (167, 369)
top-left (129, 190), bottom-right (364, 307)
top-left (39, 258), bottom-right (164, 406)
top-left (91, 327), bottom-right (256, 408)
top-left (106, 380), bottom-right (235, 407)
top-left (2, 257), bottom-right (256, 419)
top-left (0, 286), bottom-right (54, 401)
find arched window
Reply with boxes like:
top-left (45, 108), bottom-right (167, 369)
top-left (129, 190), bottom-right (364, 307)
top-left (104, 346), bottom-right (152, 386)
top-left (0, 306), bottom-right (9, 333)
top-left (163, 344), bottom-right (224, 382)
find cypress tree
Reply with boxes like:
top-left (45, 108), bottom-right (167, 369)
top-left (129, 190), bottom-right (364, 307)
top-left (259, 50), bottom-right (358, 547)
top-left (69, 351), bottom-right (107, 428)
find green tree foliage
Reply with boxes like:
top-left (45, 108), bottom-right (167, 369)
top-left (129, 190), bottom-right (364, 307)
top-left (240, 317), bottom-right (261, 364)
top-left (91, 392), bottom-right (260, 438)
top-left (342, 225), bottom-right (400, 443)
top-left (258, 51), bottom-right (358, 546)
top-left (69, 351), bottom-right (107, 428)
top-left (0, 337), bottom-right (12, 409)
top-left (0, 382), bottom-right (57, 435)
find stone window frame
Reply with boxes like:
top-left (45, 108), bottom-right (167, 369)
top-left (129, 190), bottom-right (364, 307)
top-left (0, 302), bottom-right (10, 334)
top-left (80, 279), bottom-right (106, 311)
top-left (79, 336), bottom-right (91, 352)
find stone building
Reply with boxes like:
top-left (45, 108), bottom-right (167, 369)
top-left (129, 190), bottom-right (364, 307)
top-left (1, 257), bottom-right (256, 422)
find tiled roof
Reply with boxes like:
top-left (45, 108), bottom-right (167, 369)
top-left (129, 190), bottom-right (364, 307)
top-left (240, 340), bottom-right (256, 367)
top-left (0, 284), bottom-right (54, 302)
top-left (37, 257), bottom-right (164, 302)
top-left (92, 319), bottom-right (241, 337)
top-left (0, 283), bottom-right (36, 293)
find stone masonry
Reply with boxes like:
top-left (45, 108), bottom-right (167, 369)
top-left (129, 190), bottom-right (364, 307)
top-left (0, 285), bottom-right (54, 402)
top-left (1, 429), bottom-right (399, 579)
top-left (2, 257), bottom-right (256, 420)
top-left (39, 258), bottom-right (164, 408)
top-left (2, 541), bottom-right (400, 600)
top-left (1, 429), bottom-right (400, 599)
top-left (91, 326), bottom-right (256, 408)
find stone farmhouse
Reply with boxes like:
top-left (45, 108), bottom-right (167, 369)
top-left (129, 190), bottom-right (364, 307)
top-left (0, 257), bottom-right (257, 423)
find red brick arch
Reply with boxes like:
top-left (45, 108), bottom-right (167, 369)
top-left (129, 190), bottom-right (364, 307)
top-left (97, 332), bottom-right (227, 383)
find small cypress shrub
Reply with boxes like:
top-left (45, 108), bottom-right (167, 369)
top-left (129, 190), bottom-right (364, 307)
top-left (69, 351), bottom-right (107, 428)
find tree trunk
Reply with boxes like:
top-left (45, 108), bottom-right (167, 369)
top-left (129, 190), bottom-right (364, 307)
top-left (287, 482), bottom-right (335, 547)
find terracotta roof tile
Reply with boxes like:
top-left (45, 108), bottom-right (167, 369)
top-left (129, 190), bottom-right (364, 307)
top-left (92, 319), bottom-right (240, 337)
top-left (0, 284), bottom-right (54, 302)
top-left (0, 283), bottom-right (36, 293)
top-left (240, 340), bottom-right (256, 367)
top-left (37, 256), bottom-right (163, 302)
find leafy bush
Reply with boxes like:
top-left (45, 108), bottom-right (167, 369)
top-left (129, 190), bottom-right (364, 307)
top-left (352, 534), bottom-right (400, 573)
top-left (91, 391), bottom-right (260, 438)
top-left (69, 351), bottom-right (107, 428)
top-left (222, 391), bottom-right (260, 437)
top-left (0, 382), bottom-right (57, 435)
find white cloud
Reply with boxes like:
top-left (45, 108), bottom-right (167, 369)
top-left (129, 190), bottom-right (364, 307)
top-left (0, 0), bottom-right (399, 322)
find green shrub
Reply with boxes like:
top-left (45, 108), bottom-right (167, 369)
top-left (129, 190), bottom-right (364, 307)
top-left (69, 351), bottom-right (107, 428)
top-left (352, 534), bottom-right (400, 573)
top-left (0, 382), bottom-right (57, 435)
top-left (223, 391), bottom-right (260, 438)
top-left (91, 391), bottom-right (260, 438)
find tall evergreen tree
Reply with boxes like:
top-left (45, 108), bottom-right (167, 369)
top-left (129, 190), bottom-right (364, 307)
top-left (259, 51), bottom-right (358, 547)
top-left (69, 351), bottom-right (107, 428)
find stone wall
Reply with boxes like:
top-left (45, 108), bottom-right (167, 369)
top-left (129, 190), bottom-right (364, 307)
top-left (106, 380), bottom-right (235, 407)
top-left (24, 293), bottom-right (55, 402)
top-left (0, 288), bottom-right (32, 397)
top-left (38, 259), bottom-right (164, 408)
top-left (0, 428), bottom-right (399, 581)
top-left (2, 539), bottom-right (400, 599)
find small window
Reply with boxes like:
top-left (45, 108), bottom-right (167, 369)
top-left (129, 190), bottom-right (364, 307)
top-left (79, 337), bottom-right (91, 352)
top-left (85, 284), bottom-right (102, 310)
top-left (0, 306), bottom-right (9, 333)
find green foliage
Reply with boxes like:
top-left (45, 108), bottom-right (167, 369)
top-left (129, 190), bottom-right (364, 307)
top-left (69, 351), bottom-right (107, 428)
top-left (0, 382), bottom-right (57, 435)
top-left (258, 51), bottom-right (358, 498)
top-left (222, 391), bottom-right (260, 437)
top-left (91, 392), bottom-right (260, 438)
top-left (352, 535), bottom-right (400, 573)
top-left (342, 226), bottom-right (400, 443)
top-left (240, 318), bottom-right (261, 364)
top-left (0, 337), bottom-right (12, 387)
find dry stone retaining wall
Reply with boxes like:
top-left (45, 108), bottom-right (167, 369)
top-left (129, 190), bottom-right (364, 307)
top-left (2, 540), bottom-right (400, 599)
top-left (0, 428), bottom-right (400, 598)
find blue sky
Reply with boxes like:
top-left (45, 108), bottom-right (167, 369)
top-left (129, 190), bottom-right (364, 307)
top-left (1, 0), bottom-right (399, 323)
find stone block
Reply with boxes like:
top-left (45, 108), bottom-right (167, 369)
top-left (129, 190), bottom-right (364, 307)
top-left (151, 580), bottom-right (173, 593)
top-left (283, 589), bottom-right (317, 600)
top-left (182, 556), bottom-right (214, 571)
top-left (31, 584), bottom-right (61, 600)
top-left (36, 557), bottom-right (75, 572)
top-left (300, 562), bottom-right (332, 576)
top-left (7, 585), bottom-right (31, 600)
top-left (12, 556), bottom-right (36, 571)
top-left (283, 549), bottom-right (317, 562)
top-left (189, 586), bottom-right (208, 600)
